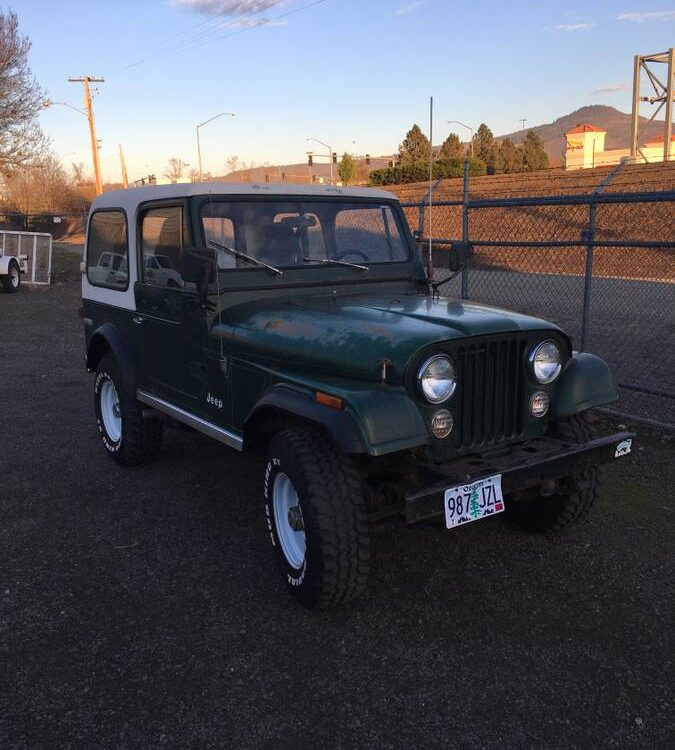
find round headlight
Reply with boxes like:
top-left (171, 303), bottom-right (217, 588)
top-left (418, 355), bottom-right (457, 403)
top-left (529, 340), bottom-right (562, 384)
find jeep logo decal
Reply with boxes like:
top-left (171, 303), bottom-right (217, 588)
top-left (206, 392), bottom-right (223, 409)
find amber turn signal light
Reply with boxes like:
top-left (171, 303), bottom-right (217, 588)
top-left (315, 391), bottom-right (343, 410)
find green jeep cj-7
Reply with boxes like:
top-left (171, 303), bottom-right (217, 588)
top-left (81, 183), bottom-right (633, 609)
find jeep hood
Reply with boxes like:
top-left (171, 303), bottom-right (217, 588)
top-left (214, 292), bottom-right (562, 383)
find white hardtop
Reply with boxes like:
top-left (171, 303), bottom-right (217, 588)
top-left (92, 182), bottom-right (399, 213)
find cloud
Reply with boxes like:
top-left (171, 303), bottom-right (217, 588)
top-left (617, 10), bottom-right (675, 22)
top-left (592, 81), bottom-right (632, 94)
top-left (395, 1), bottom-right (425, 16)
top-left (172, 0), bottom-right (283, 16)
top-left (553, 22), bottom-right (595, 31)
top-left (224, 16), bottom-right (287, 28)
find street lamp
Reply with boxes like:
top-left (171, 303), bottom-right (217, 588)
top-left (196, 112), bottom-right (236, 181)
top-left (43, 98), bottom-right (103, 195)
top-left (306, 137), bottom-right (333, 184)
top-left (447, 120), bottom-right (474, 157)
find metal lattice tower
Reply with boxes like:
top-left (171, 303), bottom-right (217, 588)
top-left (630, 48), bottom-right (674, 163)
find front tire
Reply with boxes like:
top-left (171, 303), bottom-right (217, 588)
top-left (1, 260), bottom-right (21, 293)
top-left (94, 356), bottom-right (163, 465)
top-left (507, 412), bottom-right (600, 532)
top-left (264, 428), bottom-right (370, 609)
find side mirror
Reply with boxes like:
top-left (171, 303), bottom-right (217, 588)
top-left (448, 241), bottom-right (472, 272)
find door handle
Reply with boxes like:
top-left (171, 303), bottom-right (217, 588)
top-left (132, 316), bottom-right (144, 325)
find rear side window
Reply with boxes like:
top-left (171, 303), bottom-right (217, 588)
top-left (86, 210), bottom-right (129, 290)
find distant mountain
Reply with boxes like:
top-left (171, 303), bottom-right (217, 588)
top-left (496, 105), bottom-right (665, 164)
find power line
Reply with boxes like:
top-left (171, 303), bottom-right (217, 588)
top-left (107, 0), bottom-right (330, 74)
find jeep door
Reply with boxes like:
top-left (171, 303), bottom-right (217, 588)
top-left (133, 202), bottom-right (207, 409)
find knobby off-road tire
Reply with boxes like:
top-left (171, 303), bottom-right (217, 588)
top-left (507, 412), bottom-right (600, 532)
top-left (94, 355), bottom-right (163, 466)
top-left (1, 260), bottom-right (21, 293)
top-left (264, 428), bottom-right (370, 609)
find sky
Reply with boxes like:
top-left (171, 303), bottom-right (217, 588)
top-left (9, 0), bottom-right (675, 183)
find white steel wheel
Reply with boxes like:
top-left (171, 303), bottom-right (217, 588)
top-left (100, 379), bottom-right (122, 443)
top-left (9, 264), bottom-right (20, 289)
top-left (272, 472), bottom-right (306, 569)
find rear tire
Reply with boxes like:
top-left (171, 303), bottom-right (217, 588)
top-left (94, 355), bottom-right (163, 466)
top-left (506, 412), bottom-right (600, 532)
top-left (264, 428), bottom-right (370, 609)
top-left (1, 260), bottom-right (21, 293)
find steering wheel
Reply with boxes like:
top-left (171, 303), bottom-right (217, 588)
top-left (334, 248), bottom-right (369, 263)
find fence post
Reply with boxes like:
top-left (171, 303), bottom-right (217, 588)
top-left (417, 199), bottom-right (425, 241)
top-left (460, 159), bottom-right (470, 299)
top-left (32, 234), bottom-right (37, 283)
top-left (579, 200), bottom-right (597, 351)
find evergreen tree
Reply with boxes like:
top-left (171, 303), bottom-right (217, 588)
top-left (398, 124), bottom-right (431, 163)
top-left (498, 138), bottom-right (520, 173)
top-left (522, 131), bottom-right (549, 171)
top-left (337, 152), bottom-right (356, 185)
top-left (472, 124), bottom-right (494, 163)
top-left (439, 133), bottom-right (463, 160)
top-left (472, 124), bottom-right (497, 173)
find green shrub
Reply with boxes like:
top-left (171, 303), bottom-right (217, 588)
top-left (369, 158), bottom-right (486, 186)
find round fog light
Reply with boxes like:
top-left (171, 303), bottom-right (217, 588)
top-left (530, 391), bottom-right (549, 418)
top-left (431, 409), bottom-right (454, 438)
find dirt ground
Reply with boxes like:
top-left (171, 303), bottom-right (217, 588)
top-left (1, 248), bottom-right (673, 750)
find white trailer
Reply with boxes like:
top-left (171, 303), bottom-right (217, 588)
top-left (0, 230), bottom-right (53, 292)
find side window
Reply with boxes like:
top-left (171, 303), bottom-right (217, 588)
top-left (141, 206), bottom-right (185, 287)
top-left (86, 211), bottom-right (128, 290)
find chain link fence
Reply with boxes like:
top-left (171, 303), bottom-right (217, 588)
top-left (402, 164), bottom-right (675, 428)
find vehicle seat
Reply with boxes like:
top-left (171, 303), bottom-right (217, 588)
top-left (260, 223), bottom-right (298, 266)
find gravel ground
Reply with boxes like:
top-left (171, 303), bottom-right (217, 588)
top-left (1, 247), bottom-right (673, 750)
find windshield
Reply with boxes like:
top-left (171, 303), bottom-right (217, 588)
top-left (200, 200), bottom-right (410, 270)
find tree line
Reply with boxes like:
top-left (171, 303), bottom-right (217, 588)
top-left (369, 122), bottom-right (549, 185)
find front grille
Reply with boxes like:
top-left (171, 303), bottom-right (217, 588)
top-left (455, 338), bottom-right (526, 449)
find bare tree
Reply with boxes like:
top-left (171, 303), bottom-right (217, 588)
top-left (0, 10), bottom-right (47, 174)
top-left (164, 157), bottom-right (188, 180)
top-left (3, 155), bottom-right (82, 214)
top-left (226, 155), bottom-right (240, 174)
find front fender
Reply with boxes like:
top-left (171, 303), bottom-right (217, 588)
top-left (245, 382), bottom-right (429, 456)
top-left (550, 352), bottom-right (618, 420)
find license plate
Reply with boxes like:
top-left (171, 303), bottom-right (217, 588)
top-left (444, 474), bottom-right (505, 529)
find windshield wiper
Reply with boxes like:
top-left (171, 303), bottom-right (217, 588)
top-left (303, 257), bottom-right (368, 272)
top-left (208, 238), bottom-right (283, 276)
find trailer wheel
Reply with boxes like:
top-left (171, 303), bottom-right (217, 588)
top-left (94, 355), bottom-right (163, 465)
top-left (1, 260), bottom-right (21, 293)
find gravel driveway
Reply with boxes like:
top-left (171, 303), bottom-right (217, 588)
top-left (1, 247), bottom-right (673, 750)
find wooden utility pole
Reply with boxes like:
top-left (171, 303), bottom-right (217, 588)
top-left (118, 143), bottom-right (129, 188)
top-left (68, 76), bottom-right (104, 195)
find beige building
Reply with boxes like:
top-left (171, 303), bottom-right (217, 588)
top-left (565, 123), bottom-right (675, 170)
